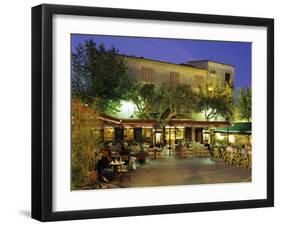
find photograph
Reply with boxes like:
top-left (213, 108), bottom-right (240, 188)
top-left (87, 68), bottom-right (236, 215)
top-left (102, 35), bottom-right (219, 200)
top-left (71, 34), bottom-right (252, 190)
top-left (30, 3), bottom-right (274, 221)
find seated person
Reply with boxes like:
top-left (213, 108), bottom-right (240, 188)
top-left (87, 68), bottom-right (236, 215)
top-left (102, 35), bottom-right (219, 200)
top-left (127, 142), bottom-right (134, 153)
top-left (119, 144), bottom-right (130, 164)
top-left (96, 149), bottom-right (114, 182)
top-left (114, 142), bottom-right (121, 152)
top-left (135, 143), bottom-right (141, 152)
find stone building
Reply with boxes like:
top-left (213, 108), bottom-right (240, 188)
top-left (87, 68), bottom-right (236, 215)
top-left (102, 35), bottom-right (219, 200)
top-left (124, 56), bottom-right (208, 88)
top-left (187, 60), bottom-right (235, 88)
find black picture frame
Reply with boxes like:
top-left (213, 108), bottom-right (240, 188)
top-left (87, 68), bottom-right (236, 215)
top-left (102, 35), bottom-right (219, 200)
top-left (32, 4), bottom-right (274, 222)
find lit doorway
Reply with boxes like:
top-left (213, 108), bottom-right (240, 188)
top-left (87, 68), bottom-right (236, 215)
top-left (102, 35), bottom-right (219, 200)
top-left (155, 132), bottom-right (162, 145)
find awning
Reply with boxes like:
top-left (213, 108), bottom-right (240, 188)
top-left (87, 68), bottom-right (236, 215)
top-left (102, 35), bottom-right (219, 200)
top-left (99, 113), bottom-right (231, 128)
top-left (212, 122), bottom-right (251, 134)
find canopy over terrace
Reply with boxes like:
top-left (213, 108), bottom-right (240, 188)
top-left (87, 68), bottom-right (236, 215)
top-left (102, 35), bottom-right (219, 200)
top-left (212, 122), bottom-right (252, 134)
top-left (98, 113), bottom-right (230, 128)
top-left (98, 113), bottom-right (230, 144)
top-left (212, 122), bottom-right (252, 145)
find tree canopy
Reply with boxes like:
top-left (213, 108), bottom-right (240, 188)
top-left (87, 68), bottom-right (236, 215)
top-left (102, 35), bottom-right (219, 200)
top-left (72, 40), bottom-right (135, 114)
top-left (236, 87), bottom-right (252, 121)
top-left (196, 77), bottom-right (234, 121)
top-left (129, 83), bottom-right (198, 123)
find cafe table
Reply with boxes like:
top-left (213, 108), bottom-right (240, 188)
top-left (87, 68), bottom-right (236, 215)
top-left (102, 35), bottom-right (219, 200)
top-left (110, 160), bottom-right (125, 173)
top-left (110, 161), bottom-right (126, 184)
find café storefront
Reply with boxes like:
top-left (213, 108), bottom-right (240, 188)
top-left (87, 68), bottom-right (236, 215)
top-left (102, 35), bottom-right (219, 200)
top-left (99, 114), bottom-right (230, 145)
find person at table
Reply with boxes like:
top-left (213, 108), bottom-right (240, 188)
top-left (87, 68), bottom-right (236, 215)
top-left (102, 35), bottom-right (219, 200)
top-left (127, 142), bottom-right (134, 153)
top-left (135, 143), bottom-right (141, 152)
top-left (96, 149), bottom-right (114, 182)
top-left (119, 143), bottom-right (130, 164)
top-left (114, 142), bottom-right (121, 152)
top-left (119, 143), bottom-right (129, 155)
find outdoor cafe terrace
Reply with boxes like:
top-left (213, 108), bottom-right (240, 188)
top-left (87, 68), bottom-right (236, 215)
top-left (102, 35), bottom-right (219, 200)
top-left (78, 112), bottom-right (252, 190)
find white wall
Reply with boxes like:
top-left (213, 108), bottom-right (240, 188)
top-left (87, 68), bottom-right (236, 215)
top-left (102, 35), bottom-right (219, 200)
top-left (0, 0), bottom-right (279, 225)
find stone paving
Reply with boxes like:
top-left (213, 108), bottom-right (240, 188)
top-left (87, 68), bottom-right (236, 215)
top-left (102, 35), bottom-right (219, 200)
top-left (118, 157), bottom-right (251, 188)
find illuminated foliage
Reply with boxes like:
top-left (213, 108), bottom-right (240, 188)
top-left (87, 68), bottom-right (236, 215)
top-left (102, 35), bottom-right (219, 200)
top-left (72, 40), bottom-right (135, 114)
top-left (197, 77), bottom-right (234, 121)
top-left (71, 98), bottom-right (101, 189)
top-left (236, 87), bottom-right (252, 121)
top-left (130, 83), bottom-right (198, 123)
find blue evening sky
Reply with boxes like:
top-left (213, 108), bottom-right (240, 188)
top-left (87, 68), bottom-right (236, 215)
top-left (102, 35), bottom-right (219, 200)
top-left (71, 34), bottom-right (252, 89)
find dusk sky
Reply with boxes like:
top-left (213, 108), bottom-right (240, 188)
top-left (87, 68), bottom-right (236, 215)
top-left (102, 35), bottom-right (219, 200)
top-left (71, 34), bottom-right (252, 89)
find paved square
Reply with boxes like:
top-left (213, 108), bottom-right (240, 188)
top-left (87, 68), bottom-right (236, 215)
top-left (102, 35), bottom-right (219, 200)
top-left (119, 157), bottom-right (251, 188)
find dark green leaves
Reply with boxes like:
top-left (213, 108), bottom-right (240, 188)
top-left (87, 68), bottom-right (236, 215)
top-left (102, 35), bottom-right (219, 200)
top-left (72, 40), bottom-right (135, 114)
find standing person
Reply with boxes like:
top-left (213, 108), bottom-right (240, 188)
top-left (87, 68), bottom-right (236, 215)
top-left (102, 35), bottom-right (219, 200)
top-left (163, 138), bottom-right (167, 147)
top-left (119, 142), bottom-right (130, 164)
top-left (138, 144), bottom-right (146, 164)
top-left (208, 143), bottom-right (214, 158)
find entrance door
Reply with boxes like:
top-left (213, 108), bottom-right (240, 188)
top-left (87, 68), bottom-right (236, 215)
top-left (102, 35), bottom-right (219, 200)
top-left (155, 132), bottom-right (162, 145)
top-left (195, 128), bottom-right (203, 143)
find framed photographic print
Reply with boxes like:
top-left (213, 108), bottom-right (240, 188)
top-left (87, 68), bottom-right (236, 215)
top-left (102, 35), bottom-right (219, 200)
top-left (32, 4), bottom-right (274, 221)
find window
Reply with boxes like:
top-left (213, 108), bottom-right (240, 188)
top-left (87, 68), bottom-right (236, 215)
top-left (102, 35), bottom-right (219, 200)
top-left (210, 69), bottom-right (216, 74)
top-left (225, 73), bottom-right (231, 83)
top-left (195, 128), bottom-right (203, 143)
top-left (170, 72), bottom-right (180, 86)
top-left (124, 127), bottom-right (134, 141)
top-left (141, 67), bottom-right (153, 83)
top-left (176, 127), bottom-right (184, 140)
top-left (165, 126), bottom-right (176, 145)
top-left (104, 127), bottom-right (115, 141)
top-left (142, 128), bottom-right (153, 142)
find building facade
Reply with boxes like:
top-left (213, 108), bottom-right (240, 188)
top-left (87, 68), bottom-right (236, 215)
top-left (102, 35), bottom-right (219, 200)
top-left (124, 56), bottom-right (208, 88)
top-left (103, 56), bottom-right (235, 145)
top-left (187, 60), bottom-right (235, 88)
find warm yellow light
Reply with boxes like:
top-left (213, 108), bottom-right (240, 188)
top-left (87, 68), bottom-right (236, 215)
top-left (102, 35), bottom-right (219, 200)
top-left (118, 100), bottom-right (136, 118)
top-left (203, 133), bottom-right (210, 140)
top-left (216, 133), bottom-right (224, 141)
top-left (229, 135), bottom-right (235, 143)
top-left (165, 126), bottom-right (175, 129)
top-left (208, 86), bottom-right (214, 91)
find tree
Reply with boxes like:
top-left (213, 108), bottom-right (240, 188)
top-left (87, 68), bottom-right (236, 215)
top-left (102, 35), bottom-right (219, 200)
top-left (129, 83), bottom-right (159, 120)
top-left (158, 84), bottom-right (198, 121)
top-left (197, 77), bottom-right (234, 121)
top-left (71, 98), bottom-right (101, 189)
top-left (72, 40), bottom-right (135, 114)
top-left (236, 87), bottom-right (252, 121)
top-left (130, 83), bottom-right (198, 123)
